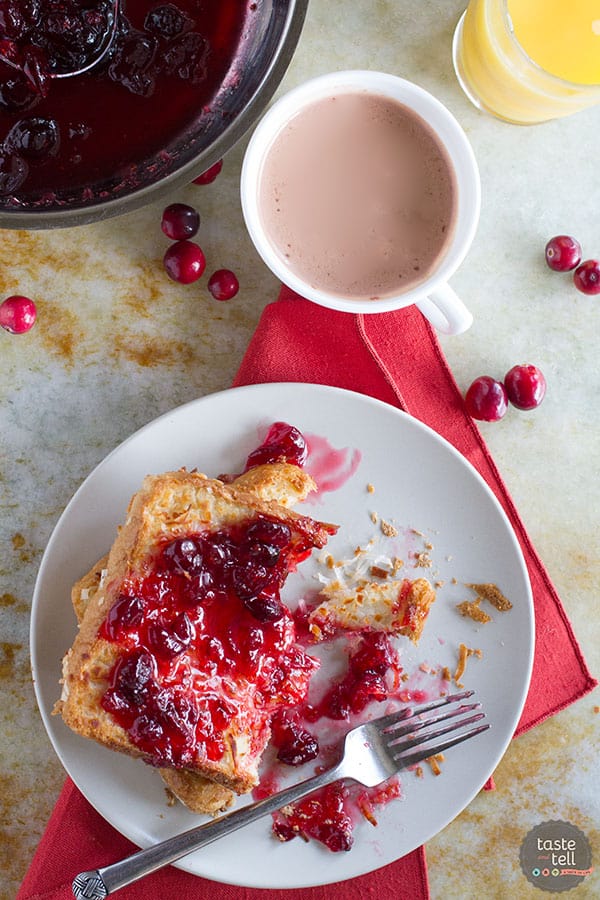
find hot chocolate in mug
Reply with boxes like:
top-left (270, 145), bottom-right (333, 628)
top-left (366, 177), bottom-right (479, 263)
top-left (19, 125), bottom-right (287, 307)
top-left (241, 71), bottom-right (481, 335)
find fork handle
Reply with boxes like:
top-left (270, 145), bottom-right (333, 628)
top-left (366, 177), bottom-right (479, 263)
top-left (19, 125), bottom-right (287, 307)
top-left (72, 761), bottom-right (346, 898)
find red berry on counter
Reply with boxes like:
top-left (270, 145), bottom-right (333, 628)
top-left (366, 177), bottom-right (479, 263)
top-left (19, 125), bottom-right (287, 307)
top-left (208, 268), bottom-right (239, 300)
top-left (573, 259), bottom-right (600, 295)
top-left (464, 376), bottom-right (508, 422)
top-left (544, 235), bottom-right (582, 272)
top-left (163, 240), bottom-right (206, 284)
top-left (193, 159), bottom-right (223, 185)
top-left (504, 364), bottom-right (546, 410)
top-left (161, 203), bottom-right (200, 240)
top-left (0, 295), bottom-right (37, 333)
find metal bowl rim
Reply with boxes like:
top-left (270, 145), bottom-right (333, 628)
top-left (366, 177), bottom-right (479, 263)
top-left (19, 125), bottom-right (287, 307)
top-left (0, 0), bottom-right (309, 230)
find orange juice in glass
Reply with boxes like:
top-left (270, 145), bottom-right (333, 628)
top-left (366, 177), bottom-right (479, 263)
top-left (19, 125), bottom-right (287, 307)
top-left (453, 0), bottom-right (600, 124)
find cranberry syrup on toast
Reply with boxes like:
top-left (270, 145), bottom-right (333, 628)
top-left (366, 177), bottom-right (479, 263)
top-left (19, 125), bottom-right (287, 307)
top-left (58, 424), bottom-right (337, 795)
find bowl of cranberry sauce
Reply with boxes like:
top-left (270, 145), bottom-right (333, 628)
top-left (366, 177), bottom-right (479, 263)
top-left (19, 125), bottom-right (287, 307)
top-left (0, 0), bottom-right (308, 228)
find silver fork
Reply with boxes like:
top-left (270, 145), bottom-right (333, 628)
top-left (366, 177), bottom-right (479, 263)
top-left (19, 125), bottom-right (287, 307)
top-left (72, 690), bottom-right (489, 899)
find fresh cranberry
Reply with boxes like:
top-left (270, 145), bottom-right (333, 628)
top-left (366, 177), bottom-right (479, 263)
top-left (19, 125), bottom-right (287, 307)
top-left (504, 364), bottom-right (546, 410)
top-left (573, 259), bottom-right (600, 295)
top-left (544, 235), bottom-right (582, 272)
top-left (0, 294), bottom-right (36, 333)
top-left (244, 422), bottom-right (308, 469)
top-left (208, 268), bottom-right (239, 301)
top-left (464, 376), bottom-right (508, 422)
top-left (193, 159), bottom-right (222, 184)
top-left (161, 202), bottom-right (200, 240)
top-left (163, 240), bottom-right (206, 283)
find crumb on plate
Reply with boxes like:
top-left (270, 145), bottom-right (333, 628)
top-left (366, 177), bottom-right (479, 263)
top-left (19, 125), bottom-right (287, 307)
top-left (380, 519), bottom-right (398, 537)
top-left (426, 754), bottom-right (445, 776)
top-left (454, 643), bottom-right (482, 688)
top-left (467, 582), bottom-right (512, 611)
top-left (456, 598), bottom-right (492, 624)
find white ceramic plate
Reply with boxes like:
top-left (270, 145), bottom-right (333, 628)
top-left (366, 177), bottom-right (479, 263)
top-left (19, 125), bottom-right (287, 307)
top-left (31, 383), bottom-right (534, 889)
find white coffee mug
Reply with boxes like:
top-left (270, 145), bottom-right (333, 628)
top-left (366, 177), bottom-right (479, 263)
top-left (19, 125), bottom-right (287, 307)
top-left (241, 70), bottom-right (480, 334)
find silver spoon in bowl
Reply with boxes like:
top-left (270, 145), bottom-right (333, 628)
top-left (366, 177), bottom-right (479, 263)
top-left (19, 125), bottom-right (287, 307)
top-left (0, 0), bottom-right (120, 84)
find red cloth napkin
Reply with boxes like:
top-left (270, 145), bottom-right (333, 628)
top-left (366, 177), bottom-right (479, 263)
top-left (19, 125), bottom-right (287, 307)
top-left (19, 289), bottom-right (596, 900)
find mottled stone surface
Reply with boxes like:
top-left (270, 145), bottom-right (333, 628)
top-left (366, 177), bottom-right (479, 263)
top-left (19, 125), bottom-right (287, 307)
top-left (1, 2), bottom-right (598, 898)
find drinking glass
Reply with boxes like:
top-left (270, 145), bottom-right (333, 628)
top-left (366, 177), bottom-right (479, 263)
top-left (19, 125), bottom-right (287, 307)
top-left (453, 0), bottom-right (600, 124)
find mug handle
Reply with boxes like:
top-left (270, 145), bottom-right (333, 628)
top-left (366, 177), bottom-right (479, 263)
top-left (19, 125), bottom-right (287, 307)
top-left (416, 283), bottom-right (473, 335)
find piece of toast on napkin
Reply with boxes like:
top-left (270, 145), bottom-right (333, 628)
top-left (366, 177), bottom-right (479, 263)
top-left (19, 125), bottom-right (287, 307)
top-left (56, 464), bottom-right (336, 809)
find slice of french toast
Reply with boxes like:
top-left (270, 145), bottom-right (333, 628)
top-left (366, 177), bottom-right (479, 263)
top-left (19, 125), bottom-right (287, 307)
top-left (66, 463), bottom-right (323, 814)
top-left (57, 466), bottom-right (336, 802)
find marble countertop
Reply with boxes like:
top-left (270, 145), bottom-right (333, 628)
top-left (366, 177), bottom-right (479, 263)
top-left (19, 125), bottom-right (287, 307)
top-left (2, 1), bottom-right (598, 897)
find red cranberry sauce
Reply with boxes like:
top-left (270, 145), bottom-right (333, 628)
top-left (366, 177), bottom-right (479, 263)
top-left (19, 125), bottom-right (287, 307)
top-left (244, 422), bottom-right (308, 471)
top-left (99, 516), bottom-right (322, 768)
top-left (272, 778), bottom-right (402, 852)
top-left (356, 778), bottom-right (402, 826)
top-left (267, 633), bottom-right (403, 852)
top-left (270, 709), bottom-right (319, 766)
top-left (273, 782), bottom-right (354, 852)
top-left (0, 1), bottom-right (253, 203)
top-left (306, 632), bottom-right (402, 722)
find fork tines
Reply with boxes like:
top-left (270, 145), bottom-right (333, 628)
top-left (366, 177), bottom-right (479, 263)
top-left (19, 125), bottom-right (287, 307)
top-left (381, 691), bottom-right (490, 769)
